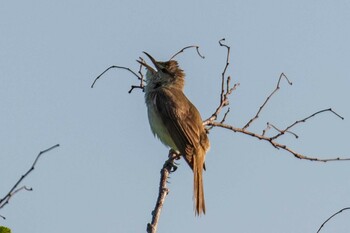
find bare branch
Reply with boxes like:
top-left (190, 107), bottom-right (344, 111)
top-left (169, 45), bottom-right (205, 60)
top-left (317, 207), bottom-right (350, 233)
top-left (270, 108), bottom-right (344, 140)
top-left (0, 144), bottom-right (60, 212)
top-left (209, 121), bottom-right (350, 162)
top-left (124, 59), bottom-right (146, 93)
top-left (10, 185), bottom-right (33, 197)
top-left (203, 38), bottom-right (238, 126)
top-left (220, 107), bottom-right (231, 124)
top-left (219, 38), bottom-right (230, 77)
top-left (261, 122), bottom-right (271, 137)
top-left (91, 65), bottom-right (145, 93)
top-left (204, 43), bottom-right (347, 162)
top-left (205, 55), bottom-right (347, 162)
top-left (147, 151), bottom-right (179, 233)
top-left (242, 73), bottom-right (292, 130)
top-left (204, 40), bottom-right (349, 162)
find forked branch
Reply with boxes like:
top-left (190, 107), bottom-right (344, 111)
top-left (205, 38), bottom-right (348, 162)
top-left (203, 38), bottom-right (239, 126)
top-left (269, 108), bottom-right (343, 140)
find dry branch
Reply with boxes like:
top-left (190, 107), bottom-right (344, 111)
top-left (0, 144), bottom-right (60, 219)
top-left (91, 64), bottom-right (145, 93)
top-left (203, 38), bottom-right (238, 126)
top-left (204, 38), bottom-right (348, 162)
top-left (242, 73), bottom-right (292, 130)
top-left (317, 207), bottom-right (350, 233)
top-left (169, 45), bottom-right (205, 60)
top-left (147, 152), bottom-right (178, 233)
top-left (269, 108), bottom-right (343, 140)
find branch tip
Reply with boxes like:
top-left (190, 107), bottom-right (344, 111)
top-left (169, 45), bottom-right (205, 60)
top-left (243, 73), bottom-right (292, 130)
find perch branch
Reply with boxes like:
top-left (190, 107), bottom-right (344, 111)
top-left (0, 144), bottom-right (60, 218)
top-left (316, 207), bottom-right (350, 233)
top-left (147, 152), bottom-right (178, 233)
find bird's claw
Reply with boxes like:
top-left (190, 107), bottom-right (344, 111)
top-left (164, 159), bottom-right (178, 173)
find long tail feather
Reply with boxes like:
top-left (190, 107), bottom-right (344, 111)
top-left (193, 150), bottom-right (205, 215)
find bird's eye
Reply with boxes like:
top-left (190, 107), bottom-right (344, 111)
top-left (161, 68), bottom-right (167, 73)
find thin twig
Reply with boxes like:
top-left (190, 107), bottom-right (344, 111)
top-left (209, 121), bottom-right (350, 161)
top-left (147, 152), bottom-right (178, 233)
top-left (203, 38), bottom-right (237, 126)
top-left (220, 108), bottom-right (231, 124)
top-left (261, 122), bottom-right (271, 137)
top-left (270, 108), bottom-right (344, 140)
top-left (128, 57), bottom-right (146, 93)
top-left (0, 144), bottom-right (60, 212)
top-left (265, 122), bottom-right (299, 139)
top-left (316, 207), bottom-right (350, 233)
top-left (91, 65), bottom-right (144, 93)
top-left (242, 73), bottom-right (292, 130)
top-left (169, 45), bottom-right (205, 60)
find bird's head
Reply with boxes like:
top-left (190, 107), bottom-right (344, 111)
top-left (137, 52), bottom-right (185, 90)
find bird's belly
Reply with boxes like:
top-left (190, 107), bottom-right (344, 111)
top-left (147, 105), bottom-right (179, 152)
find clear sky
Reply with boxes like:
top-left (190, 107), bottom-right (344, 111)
top-left (1, 1), bottom-right (350, 232)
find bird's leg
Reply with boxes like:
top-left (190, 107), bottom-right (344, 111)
top-left (169, 149), bottom-right (181, 160)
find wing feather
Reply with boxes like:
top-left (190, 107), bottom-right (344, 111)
top-left (155, 88), bottom-right (203, 168)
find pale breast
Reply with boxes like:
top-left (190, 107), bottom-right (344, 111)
top-left (147, 96), bottom-right (179, 152)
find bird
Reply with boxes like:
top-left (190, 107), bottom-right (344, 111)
top-left (137, 52), bottom-right (210, 215)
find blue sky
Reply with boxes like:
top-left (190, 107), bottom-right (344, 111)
top-left (1, 1), bottom-right (350, 232)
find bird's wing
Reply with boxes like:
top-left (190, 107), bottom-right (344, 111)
top-left (155, 88), bottom-right (204, 168)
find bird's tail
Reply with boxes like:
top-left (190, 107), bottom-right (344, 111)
top-left (193, 149), bottom-right (206, 216)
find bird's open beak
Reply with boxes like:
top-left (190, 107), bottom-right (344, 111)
top-left (137, 52), bottom-right (161, 74)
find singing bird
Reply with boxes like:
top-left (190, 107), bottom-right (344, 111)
top-left (138, 52), bottom-right (210, 215)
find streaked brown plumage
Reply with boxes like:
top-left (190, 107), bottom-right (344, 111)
top-left (138, 52), bottom-right (210, 215)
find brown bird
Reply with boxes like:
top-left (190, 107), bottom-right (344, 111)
top-left (138, 52), bottom-right (210, 215)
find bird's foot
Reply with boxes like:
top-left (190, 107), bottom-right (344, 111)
top-left (168, 149), bottom-right (181, 160)
top-left (165, 149), bottom-right (180, 173)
